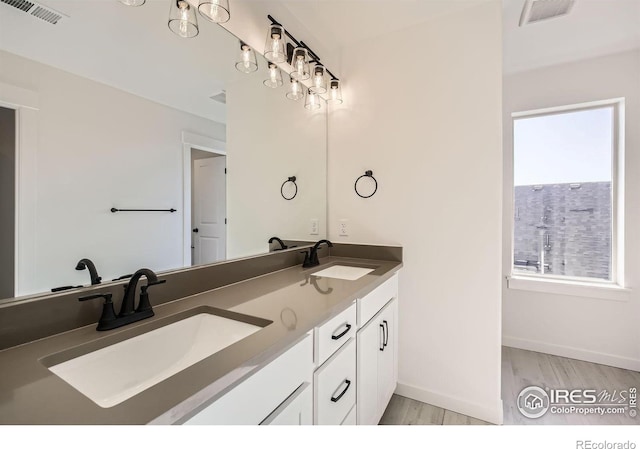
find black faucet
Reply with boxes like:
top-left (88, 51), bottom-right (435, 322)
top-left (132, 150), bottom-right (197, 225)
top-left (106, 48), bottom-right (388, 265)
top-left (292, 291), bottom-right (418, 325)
top-left (268, 236), bottom-right (288, 251)
top-left (75, 258), bottom-right (102, 285)
top-left (302, 239), bottom-right (333, 268)
top-left (79, 268), bottom-right (165, 331)
top-left (120, 268), bottom-right (164, 317)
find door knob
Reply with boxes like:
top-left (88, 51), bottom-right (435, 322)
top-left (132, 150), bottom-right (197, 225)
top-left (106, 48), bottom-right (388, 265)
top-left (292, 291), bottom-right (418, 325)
top-left (193, 228), bottom-right (199, 233)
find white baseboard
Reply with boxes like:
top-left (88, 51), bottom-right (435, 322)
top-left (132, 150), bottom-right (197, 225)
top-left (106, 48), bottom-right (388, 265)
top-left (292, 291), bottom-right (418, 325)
top-left (395, 382), bottom-right (503, 425)
top-left (503, 335), bottom-right (640, 372)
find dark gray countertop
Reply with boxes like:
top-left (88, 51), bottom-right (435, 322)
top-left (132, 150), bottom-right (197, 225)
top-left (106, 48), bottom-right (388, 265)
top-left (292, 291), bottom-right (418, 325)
top-left (0, 256), bottom-right (401, 424)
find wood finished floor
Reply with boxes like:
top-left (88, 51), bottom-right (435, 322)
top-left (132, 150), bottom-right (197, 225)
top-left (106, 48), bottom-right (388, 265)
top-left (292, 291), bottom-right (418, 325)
top-left (380, 347), bottom-right (640, 425)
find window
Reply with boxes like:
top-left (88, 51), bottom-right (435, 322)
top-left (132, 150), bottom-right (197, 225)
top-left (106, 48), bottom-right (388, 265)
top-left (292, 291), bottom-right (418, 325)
top-left (512, 100), bottom-right (622, 283)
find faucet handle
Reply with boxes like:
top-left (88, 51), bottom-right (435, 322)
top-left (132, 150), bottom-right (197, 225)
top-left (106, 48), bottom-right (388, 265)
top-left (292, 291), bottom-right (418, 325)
top-left (78, 293), bottom-right (118, 331)
top-left (136, 281), bottom-right (164, 314)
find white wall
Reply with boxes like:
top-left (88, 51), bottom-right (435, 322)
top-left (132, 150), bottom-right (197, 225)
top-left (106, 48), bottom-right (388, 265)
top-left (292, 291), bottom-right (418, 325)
top-left (328, 2), bottom-right (504, 423)
top-left (0, 50), bottom-right (225, 296)
top-left (225, 65), bottom-right (327, 259)
top-left (502, 50), bottom-right (640, 371)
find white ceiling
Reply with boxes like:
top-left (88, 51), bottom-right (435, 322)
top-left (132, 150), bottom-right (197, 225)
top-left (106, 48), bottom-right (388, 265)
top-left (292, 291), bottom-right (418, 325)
top-left (280, 0), bottom-right (495, 52)
top-left (0, 0), bottom-right (241, 122)
top-left (2, 0), bottom-right (637, 116)
top-left (281, 0), bottom-right (640, 75)
top-left (503, 0), bottom-right (640, 74)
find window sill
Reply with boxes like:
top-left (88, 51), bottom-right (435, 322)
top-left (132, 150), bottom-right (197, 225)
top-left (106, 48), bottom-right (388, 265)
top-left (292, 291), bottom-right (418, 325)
top-left (506, 275), bottom-right (631, 302)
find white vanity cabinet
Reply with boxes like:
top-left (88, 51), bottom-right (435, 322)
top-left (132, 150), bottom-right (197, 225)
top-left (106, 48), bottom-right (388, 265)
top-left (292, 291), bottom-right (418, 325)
top-left (313, 338), bottom-right (356, 424)
top-left (182, 272), bottom-right (399, 426)
top-left (312, 302), bottom-right (357, 425)
top-left (260, 382), bottom-right (313, 425)
top-left (356, 275), bottom-right (399, 425)
top-left (184, 333), bottom-right (313, 425)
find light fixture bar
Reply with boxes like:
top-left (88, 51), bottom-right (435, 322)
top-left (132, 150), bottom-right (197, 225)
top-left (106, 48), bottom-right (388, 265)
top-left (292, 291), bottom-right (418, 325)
top-left (300, 40), bottom-right (338, 80)
top-left (267, 15), bottom-right (340, 81)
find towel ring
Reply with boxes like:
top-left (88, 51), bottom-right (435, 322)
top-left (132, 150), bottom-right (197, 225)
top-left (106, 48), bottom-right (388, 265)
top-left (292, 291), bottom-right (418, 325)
top-left (281, 176), bottom-right (298, 200)
top-left (354, 170), bottom-right (378, 199)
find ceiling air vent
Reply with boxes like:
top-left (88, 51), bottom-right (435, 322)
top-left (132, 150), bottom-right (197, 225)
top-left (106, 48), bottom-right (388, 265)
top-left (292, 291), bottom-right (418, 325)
top-left (209, 91), bottom-right (227, 104)
top-left (519, 0), bottom-right (575, 26)
top-left (1, 0), bottom-right (67, 24)
top-left (2, 0), bottom-right (34, 12)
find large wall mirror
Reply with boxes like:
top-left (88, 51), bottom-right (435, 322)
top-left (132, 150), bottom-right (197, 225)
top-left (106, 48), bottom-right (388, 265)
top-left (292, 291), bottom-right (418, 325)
top-left (0, 1), bottom-right (327, 300)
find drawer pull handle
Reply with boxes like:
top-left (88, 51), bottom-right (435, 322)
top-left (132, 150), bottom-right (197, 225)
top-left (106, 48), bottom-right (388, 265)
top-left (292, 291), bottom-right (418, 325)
top-left (383, 320), bottom-right (389, 347)
top-left (330, 379), bottom-right (352, 403)
top-left (331, 323), bottom-right (352, 340)
top-left (380, 324), bottom-right (385, 351)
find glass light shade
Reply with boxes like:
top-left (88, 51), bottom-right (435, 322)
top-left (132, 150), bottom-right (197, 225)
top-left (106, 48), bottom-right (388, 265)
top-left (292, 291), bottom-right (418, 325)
top-left (290, 47), bottom-right (310, 81)
top-left (310, 64), bottom-right (327, 94)
top-left (119, 0), bottom-right (145, 6)
top-left (264, 24), bottom-right (286, 63)
top-left (286, 77), bottom-right (304, 101)
top-left (235, 42), bottom-right (258, 73)
top-left (263, 63), bottom-right (284, 88)
top-left (328, 79), bottom-right (343, 105)
top-left (198, 0), bottom-right (230, 23)
top-left (304, 89), bottom-right (321, 110)
top-left (168, 0), bottom-right (198, 38)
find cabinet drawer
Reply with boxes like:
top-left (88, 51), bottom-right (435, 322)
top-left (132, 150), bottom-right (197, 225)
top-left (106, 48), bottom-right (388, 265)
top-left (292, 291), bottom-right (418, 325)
top-left (184, 333), bottom-right (313, 425)
top-left (358, 274), bottom-right (398, 327)
top-left (314, 338), bottom-right (356, 425)
top-left (314, 302), bottom-right (356, 366)
top-left (261, 382), bottom-right (312, 425)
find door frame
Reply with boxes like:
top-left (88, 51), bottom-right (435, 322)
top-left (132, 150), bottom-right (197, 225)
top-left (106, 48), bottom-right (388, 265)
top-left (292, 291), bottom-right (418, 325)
top-left (0, 81), bottom-right (39, 297)
top-left (182, 131), bottom-right (226, 267)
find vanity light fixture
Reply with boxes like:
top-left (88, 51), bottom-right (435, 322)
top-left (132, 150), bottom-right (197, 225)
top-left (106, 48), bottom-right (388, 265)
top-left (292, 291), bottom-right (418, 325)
top-left (198, 0), bottom-right (230, 23)
top-left (235, 41), bottom-right (258, 73)
top-left (119, 0), bottom-right (145, 6)
top-left (264, 63), bottom-right (284, 88)
top-left (310, 64), bottom-right (327, 94)
top-left (168, 0), bottom-right (199, 38)
top-left (266, 14), bottom-right (343, 105)
top-left (327, 79), bottom-right (343, 105)
top-left (264, 24), bottom-right (286, 63)
top-left (290, 47), bottom-right (311, 81)
top-left (304, 89), bottom-right (321, 110)
top-left (286, 77), bottom-right (305, 101)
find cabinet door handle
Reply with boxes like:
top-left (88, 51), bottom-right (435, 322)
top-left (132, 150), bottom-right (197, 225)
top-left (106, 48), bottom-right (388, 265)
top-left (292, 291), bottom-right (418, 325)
top-left (380, 324), bottom-right (385, 351)
top-left (330, 379), bottom-right (352, 403)
top-left (331, 323), bottom-right (352, 340)
top-left (383, 320), bottom-right (389, 347)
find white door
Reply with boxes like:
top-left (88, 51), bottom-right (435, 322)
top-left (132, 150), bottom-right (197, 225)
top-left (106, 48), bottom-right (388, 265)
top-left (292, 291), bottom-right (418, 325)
top-left (356, 315), bottom-right (382, 425)
top-left (377, 299), bottom-right (397, 414)
top-left (192, 156), bottom-right (226, 265)
top-left (357, 298), bottom-right (398, 425)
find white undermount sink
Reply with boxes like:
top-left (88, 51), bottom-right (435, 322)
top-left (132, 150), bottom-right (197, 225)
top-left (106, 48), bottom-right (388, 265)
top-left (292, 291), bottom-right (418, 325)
top-left (47, 312), bottom-right (264, 408)
top-left (312, 265), bottom-right (375, 281)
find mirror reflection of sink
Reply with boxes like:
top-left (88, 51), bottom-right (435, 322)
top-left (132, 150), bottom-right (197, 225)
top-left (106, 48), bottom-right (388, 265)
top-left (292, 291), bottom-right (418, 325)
top-left (312, 265), bottom-right (376, 281)
top-left (42, 309), bottom-right (270, 408)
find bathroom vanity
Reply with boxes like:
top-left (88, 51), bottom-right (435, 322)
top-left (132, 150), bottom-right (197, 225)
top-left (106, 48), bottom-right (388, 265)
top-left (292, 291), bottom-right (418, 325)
top-left (0, 247), bottom-right (401, 425)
